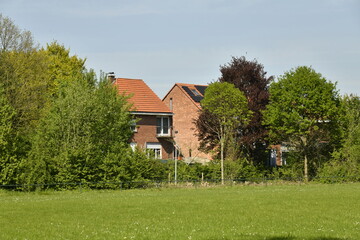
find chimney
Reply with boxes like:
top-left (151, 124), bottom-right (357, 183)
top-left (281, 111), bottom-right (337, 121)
top-left (107, 72), bottom-right (115, 83)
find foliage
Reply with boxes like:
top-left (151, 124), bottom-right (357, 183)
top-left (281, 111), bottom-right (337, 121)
top-left (0, 15), bottom-right (99, 187)
top-left (0, 14), bottom-right (35, 52)
top-left (0, 85), bottom-right (20, 185)
top-left (317, 159), bottom-right (360, 183)
top-left (334, 95), bottom-right (360, 163)
top-left (198, 81), bottom-right (252, 184)
top-left (99, 145), bottom-right (168, 189)
top-left (197, 56), bottom-right (273, 163)
top-left (0, 50), bottom-right (50, 134)
top-left (197, 82), bottom-right (252, 159)
top-left (263, 66), bottom-right (342, 181)
top-left (21, 77), bottom-right (133, 189)
top-left (42, 41), bottom-right (90, 95)
top-left (317, 95), bottom-right (360, 182)
top-left (223, 158), bottom-right (265, 180)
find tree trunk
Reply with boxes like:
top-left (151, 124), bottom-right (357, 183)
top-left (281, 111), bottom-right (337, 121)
top-left (304, 153), bottom-right (308, 182)
top-left (301, 136), bottom-right (309, 183)
top-left (221, 137), bottom-right (224, 185)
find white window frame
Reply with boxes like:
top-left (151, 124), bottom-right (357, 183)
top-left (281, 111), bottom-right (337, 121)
top-left (146, 142), bottom-right (162, 159)
top-left (130, 142), bottom-right (137, 151)
top-left (156, 117), bottom-right (170, 136)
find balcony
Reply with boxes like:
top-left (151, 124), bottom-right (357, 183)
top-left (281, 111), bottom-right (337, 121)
top-left (156, 117), bottom-right (172, 138)
top-left (156, 126), bottom-right (173, 138)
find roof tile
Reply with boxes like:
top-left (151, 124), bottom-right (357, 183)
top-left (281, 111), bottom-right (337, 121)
top-left (114, 78), bottom-right (171, 113)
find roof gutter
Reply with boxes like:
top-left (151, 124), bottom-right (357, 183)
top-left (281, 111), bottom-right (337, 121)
top-left (130, 111), bottom-right (174, 116)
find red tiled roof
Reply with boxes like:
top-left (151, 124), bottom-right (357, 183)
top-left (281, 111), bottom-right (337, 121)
top-left (114, 78), bottom-right (172, 113)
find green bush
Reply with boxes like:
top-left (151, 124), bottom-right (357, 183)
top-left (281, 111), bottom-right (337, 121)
top-left (316, 159), bottom-right (360, 183)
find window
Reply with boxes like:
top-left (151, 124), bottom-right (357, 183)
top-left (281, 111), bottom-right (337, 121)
top-left (146, 143), bottom-right (162, 159)
top-left (156, 117), bottom-right (170, 136)
top-left (130, 119), bottom-right (137, 132)
top-left (190, 88), bottom-right (200, 96)
top-left (130, 142), bottom-right (137, 151)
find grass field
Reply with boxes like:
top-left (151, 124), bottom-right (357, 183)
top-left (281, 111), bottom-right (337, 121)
top-left (1, 183), bottom-right (359, 240)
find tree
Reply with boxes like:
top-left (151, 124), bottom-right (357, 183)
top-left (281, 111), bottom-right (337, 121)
top-left (319, 95), bottom-right (360, 181)
top-left (22, 76), bottom-right (134, 187)
top-left (0, 85), bottom-right (19, 185)
top-left (197, 56), bottom-right (273, 163)
top-left (263, 66), bottom-right (341, 181)
top-left (0, 15), bottom-right (49, 178)
top-left (0, 14), bottom-right (35, 52)
top-left (338, 95), bottom-right (360, 164)
top-left (199, 82), bottom-right (252, 184)
top-left (42, 41), bottom-right (90, 95)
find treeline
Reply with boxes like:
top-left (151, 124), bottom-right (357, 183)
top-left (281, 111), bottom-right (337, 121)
top-left (1, 14), bottom-right (359, 190)
top-left (196, 59), bottom-right (360, 183)
top-left (0, 14), bottom-right (164, 189)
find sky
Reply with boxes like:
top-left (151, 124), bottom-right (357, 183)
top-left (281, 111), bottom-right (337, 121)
top-left (1, 0), bottom-right (360, 98)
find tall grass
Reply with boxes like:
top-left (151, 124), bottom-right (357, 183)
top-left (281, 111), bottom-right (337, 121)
top-left (1, 183), bottom-right (359, 239)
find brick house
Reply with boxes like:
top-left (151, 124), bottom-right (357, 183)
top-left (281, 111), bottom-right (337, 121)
top-left (162, 83), bottom-right (211, 163)
top-left (114, 78), bottom-right (174, 159)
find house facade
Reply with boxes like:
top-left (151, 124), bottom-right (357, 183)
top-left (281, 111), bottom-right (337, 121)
top-left (162, 83), bottom-right (211, 163)
top-left (114, 78), bottom-right (174, 159)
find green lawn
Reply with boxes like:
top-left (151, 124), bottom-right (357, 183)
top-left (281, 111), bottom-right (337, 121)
top-left (1, 183), bottom-right (359, 240)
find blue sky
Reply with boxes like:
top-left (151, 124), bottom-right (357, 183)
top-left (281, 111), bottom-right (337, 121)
top-left (1, 0), bottom-right (359, 98)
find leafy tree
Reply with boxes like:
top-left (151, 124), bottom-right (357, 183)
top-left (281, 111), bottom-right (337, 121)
top-left (0, 15), bottom-right (49, 180)
top-left (338, 95), bottom-right (360, 164)
top-left (263, 66), bottom-right (341, 181)
top-left (22, 76), bottom-right (133, 188)
top-left (0, 50), bottom-right (50, 132)
top-left (198, 82), bottom-right (252, 184)
top-left (0, 14), bottom-right (48, 132)
top-left (0, 85), bottom-right (19, 185)
top-left (318, 94), bottom-right (360, 181)
top-left (197, 56), bottom-right (272, 163)
top-left (42, 41), bottom-right (90, 95)
top-left (0, 14), bottom-right (35, 52)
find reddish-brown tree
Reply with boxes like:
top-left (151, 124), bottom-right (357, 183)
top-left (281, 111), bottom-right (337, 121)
top-left (196, 56), bottom-right (273, 164)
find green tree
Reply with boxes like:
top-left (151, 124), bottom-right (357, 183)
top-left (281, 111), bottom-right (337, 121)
top-left (339, 95), bottom-right (360, 164)
top-left (263, 66), bottom-right (341, 181)
top-left (198, 82), bottom-right (252, 184)
top-left (0, 50), bottom-right (50, 132)
top-left (318, 95), bottom-right (360, 181)
top-left (196, 57), bottom-right (273, 164)
top-left (23, 76), bottom-right (133, 188)
top-left (42, 42), bottom-right (90, 95)
top-left (0, 85), bottom-right (20, 185)
top-left (0, 15), bottom-right (49, 181)
top-left (219, 56), bottom-right (273, 163)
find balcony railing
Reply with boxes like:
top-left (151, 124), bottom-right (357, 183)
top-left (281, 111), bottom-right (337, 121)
top-left (156, 126), bottom-right (173, 138)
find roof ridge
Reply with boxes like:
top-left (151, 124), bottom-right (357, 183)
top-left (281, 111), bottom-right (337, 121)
top-left (116, 78), bottom-right (143, 81)
top-left (176, 82), bottom-right (208, 86)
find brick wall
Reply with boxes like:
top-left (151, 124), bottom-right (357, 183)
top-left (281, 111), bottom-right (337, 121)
top-left (131, 115), bottom-right (173, 159)
top-left (163, 85), bottom-right (211, 162)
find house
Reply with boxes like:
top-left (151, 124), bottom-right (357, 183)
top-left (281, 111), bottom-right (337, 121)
top-left (162, 83), bottom-right (211, 163)
top-left (114, 78), bottom-right (174, 160)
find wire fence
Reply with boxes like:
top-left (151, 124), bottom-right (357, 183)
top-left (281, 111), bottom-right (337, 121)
top-left (1, 175), bottom-right (359, 191)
